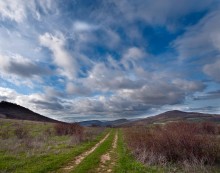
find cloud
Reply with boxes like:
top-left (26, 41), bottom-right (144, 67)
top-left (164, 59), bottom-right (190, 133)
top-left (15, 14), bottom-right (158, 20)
top-left (66, 82), bottom-right (91, 96)
top-left (116, 79), bottom-right (204, 106)
top-left (0, 87), bottom-right (67, 118)
top-left (203, 59), bottom-right (220, 82)
top-left (194, 90), bottom-right (220, 100)
top-left (0, 0), bottom-right (219, 120)
top-left (39, 32), bottom-right (78, 80)
top-left (73, 21), bottom-right (98, 32)
top-left (30, 97), bottom-right (64, 111)
top-left (173, 9), bottom-right (220, 60)
top-left (69, 59), bottom-right (206, 117)
top-left (83, 62), bottom-right (144, 92)
top-left (0, 0), bottom-right (55, 23)
top-left (0, 53), bottom-right (51, 88)
top-left (0, 0), bottom-right (26, 23)
top-left (0, 54), bottom-right (51, 78)
top-left (189, 106), bottom-right (220, 114)
top-left (64, 77), bottom-right (204, 118)
top-left (72, 24), bottom-right (121, 50)
top-left (100, 0), bottom-right (215, 30)
top-left (123, 47), bottom-right (146, 60)
top-left (122, 47), bottom-right (147, 70)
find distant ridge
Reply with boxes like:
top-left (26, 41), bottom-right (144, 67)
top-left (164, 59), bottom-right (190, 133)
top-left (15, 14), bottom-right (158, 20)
top-left (79, 119), bottom-right (130, 127)
top-left (119, 110), bottom-right (220, 127)
top-left (0, 101), bottom-right (60, 123)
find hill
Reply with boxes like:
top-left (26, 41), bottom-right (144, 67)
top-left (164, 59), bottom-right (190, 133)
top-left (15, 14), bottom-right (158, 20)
top-left (0, 101), bottom-right (60, 123)
top-left (120, 110), bottom-right (220, 127)
top-left (79, 119), bottom-right (130, 127)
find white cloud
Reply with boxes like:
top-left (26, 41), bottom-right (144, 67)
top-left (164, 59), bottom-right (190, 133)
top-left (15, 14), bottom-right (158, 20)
top-left (172, 8), bottom-right (220, 83)
top-left (0, 0), bottom-right (55, 23)
top-left (39, 32), bottom-right (78, 80)
top-left (173, 10), bottom-right (220, 60)
top-left (0, 0), bottom-right (26, 22)
top-left (122, 47), bottom-right (147, 69)
top-left (0, 0), bottom-right (217, 120)
top-left (123, 47), bottom-right (145, 60)
top-left (73, 21), bottom-right (98, 32)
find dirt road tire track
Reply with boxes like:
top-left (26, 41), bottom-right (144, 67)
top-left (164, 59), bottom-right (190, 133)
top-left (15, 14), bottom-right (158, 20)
top-left (96, 131), bottom-right (118, 173)
top-left (58, 132), bottom-right (110, 173)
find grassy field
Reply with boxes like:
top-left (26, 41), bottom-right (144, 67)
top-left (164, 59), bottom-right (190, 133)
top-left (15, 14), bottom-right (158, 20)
top-left (1, 118), bottom-right (220, 173)
top-left (71, 130), bottom-right (115, 173)
top-left (0, 118), bottom-right (107, 173)
top-left (114, 130), bottom-right (163, 173)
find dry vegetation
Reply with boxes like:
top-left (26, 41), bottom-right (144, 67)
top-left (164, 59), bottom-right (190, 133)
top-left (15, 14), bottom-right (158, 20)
top-left (0, 119), bottom-right (105, 172)
top-left (0, 120), bottom-right (105, 156)
top-left (54, 123), bottom-right (84, 143)
top-left (124, 122), bottom-right (220, 172)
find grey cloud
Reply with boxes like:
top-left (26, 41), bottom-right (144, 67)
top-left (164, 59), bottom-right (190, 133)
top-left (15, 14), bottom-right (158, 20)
top-left (194, 90), bottom-right (220, 100)
top-left (117, 79), bottom-right (205, 106)
top-left (83, 63), bottom-right (145, 92)
top-left (5, 61), bottom-right (51, 77)
top-left (0, 54), bottom-right (51, 78)
top-left (203, 59), bottom-right (220, 82)
top-left (0, 96), bottom-right (8, 101)
top-left (66, 76), bottom-right (205, 118)
top-left (66, 82), bottom-right (92, 96)
top-left (96, 0), bottom-right (215, 30)
top-left (189, 106), bottom-right (220, 113)
top-left (31, 99), bottom-right (64, 111)
top-left (0, 87), bottom-right (66, 118)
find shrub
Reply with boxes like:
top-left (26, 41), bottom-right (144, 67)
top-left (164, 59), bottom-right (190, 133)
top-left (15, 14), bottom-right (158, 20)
top-left (124, 122), bottom-right (220, 167)
top-left (0, 128), bottom-right (10, 139)
top-left (54, 123), bottom-right (84, 141)
top-left (199, 122), bottom-right (218, 135)
top-left (14, 125), bottom-right (29, 139)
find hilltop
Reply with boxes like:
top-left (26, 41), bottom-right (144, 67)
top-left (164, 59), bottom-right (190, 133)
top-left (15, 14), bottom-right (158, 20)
top-left (120, 110), bottom-right (220, 127)
top-left (0, 101), bottom-right (60, 123)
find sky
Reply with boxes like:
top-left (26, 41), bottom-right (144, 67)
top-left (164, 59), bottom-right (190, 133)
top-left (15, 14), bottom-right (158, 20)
top-left (0, 0), bottom-right (220, 122)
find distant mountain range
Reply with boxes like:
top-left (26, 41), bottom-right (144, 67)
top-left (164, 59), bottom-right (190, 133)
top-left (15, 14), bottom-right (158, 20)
top-left (0, 101), bottom-right (60, 123)
top-left (0, 101), bottom-right (219, 126)
top-left (119, 110), bottom-right (220, 127)
top-left (78, 119), bottom-right (130, 127)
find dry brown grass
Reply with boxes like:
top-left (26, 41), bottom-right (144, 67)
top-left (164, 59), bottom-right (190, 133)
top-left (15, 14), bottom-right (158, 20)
top-left (14, 125), bottom-right (29, 139)
top-left (0, 119), bottom-right (104, 155)
top-left (124, 121), bottom-right (220, 171)
top-left (54, 123), bottom-right (84, 142)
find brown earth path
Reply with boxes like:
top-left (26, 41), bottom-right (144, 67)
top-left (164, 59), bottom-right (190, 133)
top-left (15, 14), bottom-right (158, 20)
top-left (58, 132), bottom-right (110, 173)
top-left (96, 131), bottom-right (118, 173)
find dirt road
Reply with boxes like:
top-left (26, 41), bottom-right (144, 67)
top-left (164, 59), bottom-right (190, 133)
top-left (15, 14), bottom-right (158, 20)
top-left (96, 132), bottom-right (118, 173)
top-left (58, 132), bottom-right (111, 173)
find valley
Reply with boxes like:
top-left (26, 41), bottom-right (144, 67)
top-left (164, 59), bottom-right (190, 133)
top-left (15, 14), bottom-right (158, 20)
top-left (0, 102), bottom-right (220, 172)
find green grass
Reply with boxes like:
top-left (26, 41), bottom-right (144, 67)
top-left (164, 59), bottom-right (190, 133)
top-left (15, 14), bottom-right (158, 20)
top-left (0, 119), bottom-right (108, 173)
top-left (71, 130), bottom-right (115, 173)
top-left (114, 129), bottom-right (163, 173)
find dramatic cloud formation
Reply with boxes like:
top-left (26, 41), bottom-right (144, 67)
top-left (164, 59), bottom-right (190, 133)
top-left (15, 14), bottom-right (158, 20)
top-left (0, 0), bottom-right (220, 121)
